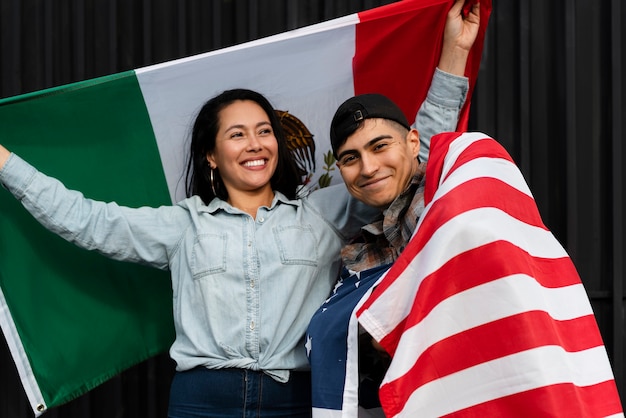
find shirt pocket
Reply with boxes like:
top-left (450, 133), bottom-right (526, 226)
top-left (191, 233), bottom-right (227, 279)
top-left (273, 224), bottom-right (318, 266)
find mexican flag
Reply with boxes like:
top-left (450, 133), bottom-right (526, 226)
top-left (0, 0), bottom-right (491, 415)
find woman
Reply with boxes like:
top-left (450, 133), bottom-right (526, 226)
top-left (0, 88), bottom-right (366, 416)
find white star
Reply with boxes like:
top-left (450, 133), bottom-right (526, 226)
top-left (305, 335), bottom-right (313, 357)
top-left (333, 278), bottom-right (344, 293)
top-left (325, 278), bottom-right (344, 303)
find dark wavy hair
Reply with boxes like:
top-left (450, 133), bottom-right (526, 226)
top-left (185, 89), bottom-right (301, 204)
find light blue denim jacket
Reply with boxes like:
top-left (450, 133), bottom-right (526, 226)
top-left (0, 68), bottom-right (467, 382)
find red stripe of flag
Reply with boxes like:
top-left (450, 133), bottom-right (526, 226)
top-left (354, 0), bottom-right (493, 131)
top-left (411, 175), bottom-right (549, 249)
top-left (443, 381), bottom-right (624, 418)
top-left (379, 313), bottom-right (605, 414)
top-left (439, 137), bottom-right (515, 182)
top-left (377, 242), bottom-right (584, 354)
top-left (425, 135), bottom-right (516, 204)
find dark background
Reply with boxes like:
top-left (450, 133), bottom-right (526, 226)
top-left (1, 0), bottom-right (624, 416)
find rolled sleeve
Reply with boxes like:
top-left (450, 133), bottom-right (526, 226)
top-left (414, 68), bottom-right (469, 162)
top-left (0, 153), bottom-right (38, 199)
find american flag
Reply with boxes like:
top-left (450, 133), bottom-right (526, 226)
top-left (356, 132), bottom-right (624, 417)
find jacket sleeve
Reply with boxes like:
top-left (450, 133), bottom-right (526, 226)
top-left (0, 153), bottom-right (186, 270)
top-left (414, 68), bottom-right (469, 163)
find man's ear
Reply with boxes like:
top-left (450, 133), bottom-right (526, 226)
top-left (407, 129), bottom-right (420, 159)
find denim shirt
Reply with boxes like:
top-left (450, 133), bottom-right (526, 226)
top-left (0, 68), bottom-right (467, 382)
top-left (416, 68), bottom-right (468, 162)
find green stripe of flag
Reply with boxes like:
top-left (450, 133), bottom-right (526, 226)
top-left (0, 71), bottom-right (175, 408)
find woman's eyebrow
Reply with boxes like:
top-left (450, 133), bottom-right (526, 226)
top-left (224, 120), bottom-right (271, 132)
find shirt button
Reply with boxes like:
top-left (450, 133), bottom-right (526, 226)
top-left (258, 217), bottom-right (265, 223)
top-left (250, 280), bottom-right (255, 288)
top-left (250, 321), bottom-right (255, 330)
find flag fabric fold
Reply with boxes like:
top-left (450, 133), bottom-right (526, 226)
top-left (306, 264), bottom-right (392, 417)
top-left (0, 0), bottom-right (491, 415)
top-left (356, 131), bottom-right (624, 417)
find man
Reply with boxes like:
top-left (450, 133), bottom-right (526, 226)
top-left (307, 90), bottom-right (427, 417)
top-left (308, 91), bottom-right (442, 418)
top-left (308, 0), bottom-right (623, 416)
top-left (305, 1), bottom-right (482, 416)
top-left (311, 68), bottom-right (624, 418)
top-left (310, 0), bottom-right (623, 414)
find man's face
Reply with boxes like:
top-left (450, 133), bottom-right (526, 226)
top-left (335, 118), bottom-right (420, 210)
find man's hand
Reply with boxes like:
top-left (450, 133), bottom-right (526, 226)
top-left (438, 0), bottom-right (481, 76)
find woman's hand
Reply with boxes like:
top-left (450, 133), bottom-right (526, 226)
top-left (0, 144), bottom-right (10, 171)
top-left (438, 0), bottom-right (481, 76)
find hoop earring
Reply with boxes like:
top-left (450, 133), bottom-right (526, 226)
top-left (210, 168), bottom-right (217, 196)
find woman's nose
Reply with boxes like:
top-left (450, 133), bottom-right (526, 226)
top-left (247, 135), bottom-right (262, 151)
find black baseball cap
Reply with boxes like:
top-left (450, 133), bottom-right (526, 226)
top-left (329, 93), bottom-right (410, 157)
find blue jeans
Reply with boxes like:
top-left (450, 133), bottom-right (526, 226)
top-left (168, 368), bottom-right (312, 417)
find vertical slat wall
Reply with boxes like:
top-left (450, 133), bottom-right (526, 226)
top-left (1, 0), bottom-right (624, 416)
top-left (611, 0), bottom-right (625, 404)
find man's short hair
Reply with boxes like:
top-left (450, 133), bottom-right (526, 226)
top-left (329, 93), bottom-right (410, 158)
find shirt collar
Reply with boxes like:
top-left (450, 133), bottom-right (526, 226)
top-left (201, 190), bottom-right (300, 215)
top-left (341, 171), bottom-right (426, 272)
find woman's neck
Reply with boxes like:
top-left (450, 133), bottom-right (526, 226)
top-left (227, 187), bottom-right (275, 218)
